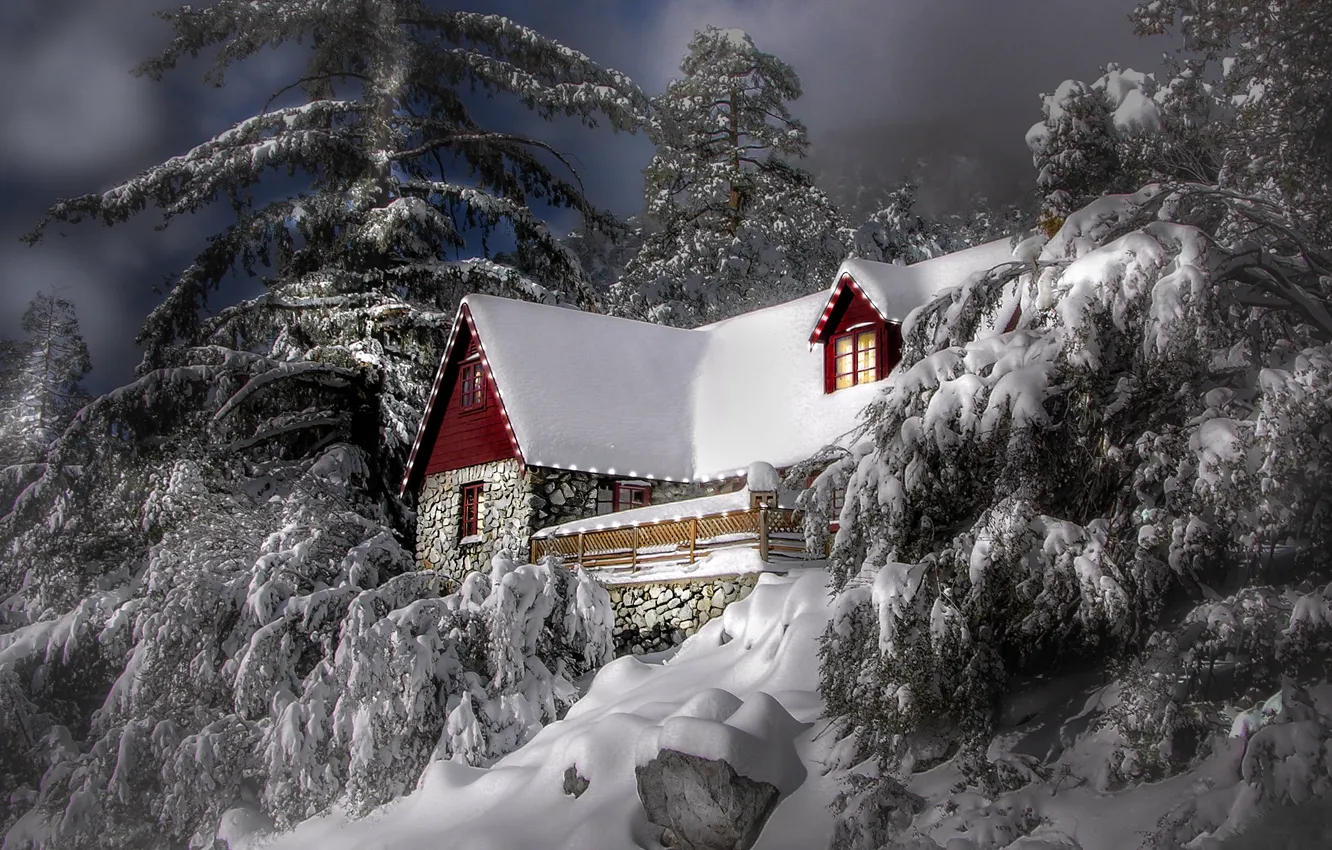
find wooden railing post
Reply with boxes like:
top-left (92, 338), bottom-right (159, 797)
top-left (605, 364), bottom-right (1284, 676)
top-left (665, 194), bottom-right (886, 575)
top-left (577, 531), bottom-right (585, 565)
top-left (758, 508), bottom-right (770, 563)
top-left (631, 527), bottom-right (639, 571)
top-left (688, 517), bottom-right (698, 563)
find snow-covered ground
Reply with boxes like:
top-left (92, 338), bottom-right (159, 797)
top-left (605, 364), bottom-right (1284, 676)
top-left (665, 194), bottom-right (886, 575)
top-left (238, 557), bottom-right (1312, 850)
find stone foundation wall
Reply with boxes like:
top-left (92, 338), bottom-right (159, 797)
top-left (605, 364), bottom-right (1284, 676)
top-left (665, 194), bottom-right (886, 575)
top-left (416, 459), bottom-right (532, 585)
top-left (526, 467), bottom-right (714, 530)
top-left (608, 573), bottom-right (760, 655)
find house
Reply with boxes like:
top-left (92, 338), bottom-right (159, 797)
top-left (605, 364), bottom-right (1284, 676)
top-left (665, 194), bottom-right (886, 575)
top-left (402, 239), bottom-right (1018, 583)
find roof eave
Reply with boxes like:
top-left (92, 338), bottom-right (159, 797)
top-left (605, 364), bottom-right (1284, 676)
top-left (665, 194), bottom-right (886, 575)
top-left (807, 271), bottom-right (890, 346)
top-left (400, 302), bottom-right (472, 498)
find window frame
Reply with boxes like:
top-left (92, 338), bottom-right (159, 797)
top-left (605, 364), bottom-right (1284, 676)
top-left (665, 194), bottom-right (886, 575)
top-left (459, 357), bottom-right (486, 412)
top-left (613, 483), bottom-right (651, 512)
top-left (829, 326), bottom-right (880, 391)
top-left (459, 481), bottom-right (484, 540)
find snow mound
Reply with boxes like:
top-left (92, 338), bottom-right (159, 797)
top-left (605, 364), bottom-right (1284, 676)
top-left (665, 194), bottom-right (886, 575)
top-left (747, 460), bottom-right (781, 492)
top-left (252, 568), bottom-right (839, 850)
top-left (635, 690), bottom-right (809, 793)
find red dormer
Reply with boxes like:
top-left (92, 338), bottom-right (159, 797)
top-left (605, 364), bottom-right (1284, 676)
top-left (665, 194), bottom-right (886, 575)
top-left (809, 272), bottom-right (903, 394)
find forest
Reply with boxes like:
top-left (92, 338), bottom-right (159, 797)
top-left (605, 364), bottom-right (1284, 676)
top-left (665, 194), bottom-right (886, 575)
top-left (2, 2), bottom-right (1331, 848)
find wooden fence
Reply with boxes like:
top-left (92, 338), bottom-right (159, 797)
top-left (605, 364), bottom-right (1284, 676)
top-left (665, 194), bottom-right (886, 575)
top-left (529, 507), bottom-right (812, 572)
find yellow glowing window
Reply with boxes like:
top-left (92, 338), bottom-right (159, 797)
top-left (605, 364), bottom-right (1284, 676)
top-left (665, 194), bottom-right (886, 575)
top-left (831, 328), bottom-right (879, 391)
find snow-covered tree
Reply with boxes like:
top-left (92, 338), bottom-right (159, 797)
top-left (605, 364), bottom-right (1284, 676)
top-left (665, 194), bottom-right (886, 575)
top-left (0, 443), bottom-right (612, 846)
top-left (848, 181), bottom-right (1033, 268)
top-left (563, 214), bottom-right (651, 298)
top-left (23, 0), bottom-right (646, 504)
top-left (1132, 0), bottom-right (1332, 242)
top-left (614, 27), bottom-right (847, 325)
top-left (848, 181), bottom-right (953, 265)
top-left (1026, 77), bottom-right (1124, 234)
top-left (4, 2), bottom-right (639, 846)
top-left (0, 294), bottom-right (91, 469)
top-left (811, 182), bottom-right (1332, 846)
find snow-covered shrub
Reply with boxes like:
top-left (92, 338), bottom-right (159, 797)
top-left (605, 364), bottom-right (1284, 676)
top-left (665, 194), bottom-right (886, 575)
top-left (0, 440), bottom-right (612, 848)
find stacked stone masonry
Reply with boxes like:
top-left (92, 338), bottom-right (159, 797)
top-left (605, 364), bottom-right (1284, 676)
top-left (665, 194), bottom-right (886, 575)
top-left (607, 573), bottom-right (760, 656)
top-left (415, 459), bottom-right (532, 583)
top-left (418, 463), bottom-right (728, 586)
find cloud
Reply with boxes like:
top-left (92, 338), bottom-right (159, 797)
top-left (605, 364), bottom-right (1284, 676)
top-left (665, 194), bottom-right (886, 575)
top-left (0, 0), bottom-right (171, 177)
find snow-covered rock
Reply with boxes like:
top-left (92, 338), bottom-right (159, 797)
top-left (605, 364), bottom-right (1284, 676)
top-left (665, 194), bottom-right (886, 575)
top-left (636, 750), bottom-right (781, 850)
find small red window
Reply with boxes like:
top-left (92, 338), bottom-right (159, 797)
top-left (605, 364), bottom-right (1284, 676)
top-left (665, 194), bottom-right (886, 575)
top-left (460, 482), bottom-right (483, 538)
top-left (614, 483), bottom-right (651, 512)
top-left (460, 361), bottom-right (485, 410)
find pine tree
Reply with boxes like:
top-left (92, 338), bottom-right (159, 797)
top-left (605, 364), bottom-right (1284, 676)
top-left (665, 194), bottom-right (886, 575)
top-left (3, 4), bottom-right (641, 846)
top-left (614, 27), bottom-right (846, 325)
top-left (1026, 78), bottom-right (1123, 234)
top-left (849, 180), bottom-right (958, 265)
top-left (0, 294), bottom-right (91, 468)
top-left (24, 0), bottom-right (646, 505)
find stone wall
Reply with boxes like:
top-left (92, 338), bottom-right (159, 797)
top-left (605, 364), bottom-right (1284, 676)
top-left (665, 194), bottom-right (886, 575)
top-left (526, 467), bottom-right (716, 530)
top-left (416, 459), bottom-right (532, 585)
top-left (608, 573), bottom-right (760, 655)
top-left (417, 463), bottom-right (740, 586)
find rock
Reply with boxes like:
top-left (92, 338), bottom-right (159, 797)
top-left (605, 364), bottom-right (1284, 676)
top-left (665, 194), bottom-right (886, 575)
top-left (650, 586), bottom-right (664, 600)
top-left (671, 629), bottom-right (686, 644)
top-left (711, 588), bottom-right (726, 609)
top-left (636, 750), bottom-right (782, 850)
top-left (550, 489), bottom-right (566, 506)
top-left (562, 766), bottom-right (590, 798)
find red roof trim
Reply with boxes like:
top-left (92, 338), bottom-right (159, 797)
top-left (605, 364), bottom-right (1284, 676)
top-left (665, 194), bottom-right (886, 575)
top-left (807, 273), bottom-right (889, 346)
top-left (400, 301), bottom-right (525, 497)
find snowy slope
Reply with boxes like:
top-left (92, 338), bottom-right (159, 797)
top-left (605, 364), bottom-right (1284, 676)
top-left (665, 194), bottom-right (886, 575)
top-left (237, 557), bottom-right (1300, 850)
top-left (245, 563), bottom-right (846, 850)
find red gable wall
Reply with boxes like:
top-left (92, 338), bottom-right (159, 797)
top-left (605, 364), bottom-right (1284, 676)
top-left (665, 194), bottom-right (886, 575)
top-left (817, 278), bottom-right (904, 392)
top-left (421, 315), bottom-right (517, 480)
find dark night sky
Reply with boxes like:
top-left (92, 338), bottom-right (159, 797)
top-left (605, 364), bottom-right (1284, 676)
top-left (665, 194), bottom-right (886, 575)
top-left (0, 0), bottom-right (1173, 392)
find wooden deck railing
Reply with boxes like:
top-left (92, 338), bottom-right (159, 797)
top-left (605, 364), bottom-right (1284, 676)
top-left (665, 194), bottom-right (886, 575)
top-left (529, 507), bottom-right (811, 572)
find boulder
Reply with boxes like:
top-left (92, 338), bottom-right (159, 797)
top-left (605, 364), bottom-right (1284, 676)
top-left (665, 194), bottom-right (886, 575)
top-left (635, 750), bottom-right (781, 850)
top-left (562, 765), bottom-right (590, 799)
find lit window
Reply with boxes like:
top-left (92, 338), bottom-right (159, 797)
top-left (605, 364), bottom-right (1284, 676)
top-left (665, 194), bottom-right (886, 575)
top-left (460, 361), bottom-right (485, 410)
top-left (460, 482), bottom-right (484, 538)
top-left (832, 329), bottom-right (878, 391)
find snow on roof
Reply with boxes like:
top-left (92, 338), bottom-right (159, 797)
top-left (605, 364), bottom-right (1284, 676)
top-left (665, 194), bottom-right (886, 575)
top-left (465, 295), bottom-right (704, 482)
top-left (691, 290), bottom-right (883, 478)
top-left (408, 241), bottom-right (1014, 490)
top-left (831, 239), bottom-right (1018, 327)
top-left (531, 487), bottom-right (800, 539)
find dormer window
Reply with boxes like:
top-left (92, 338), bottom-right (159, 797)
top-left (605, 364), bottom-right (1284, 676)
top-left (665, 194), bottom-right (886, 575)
top-left (830, 327), bottom-right (879, 391)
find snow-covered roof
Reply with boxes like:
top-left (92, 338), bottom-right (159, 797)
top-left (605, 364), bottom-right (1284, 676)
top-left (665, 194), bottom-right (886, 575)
top-left (531, 487), bottom-right (801, 539)
top-left (818, 239), bottom-right (1018, 336)
top-left (405, 240), bottom-right (1015, 492)
top-left (465, 296), bottom-right (705, 481)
